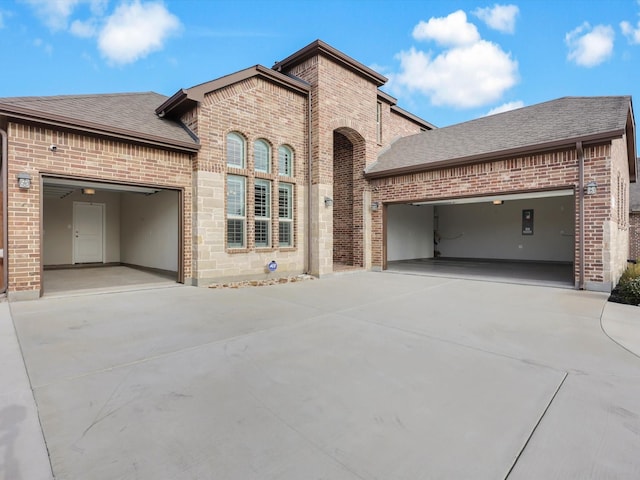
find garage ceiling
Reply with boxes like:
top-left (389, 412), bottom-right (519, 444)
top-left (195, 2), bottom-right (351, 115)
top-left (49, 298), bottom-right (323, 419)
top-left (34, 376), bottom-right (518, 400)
top-left (43, 178), bottom-right (162, 199)
top-left (411, 189), bottom-right (574, 206)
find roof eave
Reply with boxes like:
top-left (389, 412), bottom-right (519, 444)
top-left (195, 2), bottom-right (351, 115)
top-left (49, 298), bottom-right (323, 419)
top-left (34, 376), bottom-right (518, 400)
top-left (390, 105), bottom-right (436, 130)
top-left (365, 131), bottom-right (624, 179)
top-left (0, 107), bottom-right (200, 153)
top-left (273, 39), bottom-right (387, 87)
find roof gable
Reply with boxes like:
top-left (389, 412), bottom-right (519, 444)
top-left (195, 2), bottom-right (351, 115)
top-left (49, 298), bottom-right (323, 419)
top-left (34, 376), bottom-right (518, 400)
top-left (0, 92), bottom-right (198, 152)
top-left (366, 96), bottom-right (635, 179)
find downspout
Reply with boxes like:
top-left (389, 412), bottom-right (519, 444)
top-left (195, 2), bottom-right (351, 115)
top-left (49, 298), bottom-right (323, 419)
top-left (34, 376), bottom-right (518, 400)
top-left (306, 91), bottom-right (313, 274)
top-left (0, 128), bottom-right (7, 294)
top-left (577, 141), bottom-right (585, 290)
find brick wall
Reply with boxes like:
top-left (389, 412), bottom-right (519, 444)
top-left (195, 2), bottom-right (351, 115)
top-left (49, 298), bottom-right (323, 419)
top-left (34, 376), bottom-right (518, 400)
top-left (631, 212), bottom-right (640, 260)
top-left (190, 76), bottom-right (308, 284)
top-left (370, 144), bottom-right (616, 289)
top-left (283, 54), bottom-right (425, 274)
top-left (333, 131), bottom-right (353, 264)
top-left (6, 122), bottom-right (193, 295)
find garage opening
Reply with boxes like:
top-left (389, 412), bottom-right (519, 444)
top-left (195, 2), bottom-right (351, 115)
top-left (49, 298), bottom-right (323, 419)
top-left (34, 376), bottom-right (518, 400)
top-left (43, 177), bottom-right (182, 295)
top-left (385, 190), bottom-right (575, 287)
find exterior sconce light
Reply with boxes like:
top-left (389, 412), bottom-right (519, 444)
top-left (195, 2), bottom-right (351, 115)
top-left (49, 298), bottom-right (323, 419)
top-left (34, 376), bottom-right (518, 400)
top-left (371, 201), bottom-right (380, 211)
top-left (324, 196), bottom-right (333, 207)
top-left (17, 172), bottom-right (32, 189)
top-left (585, 181), bottom-right (597, 195)
top-left (82, 188), bottom-right (96, 195)
top-left (492, 200), bottom-right (504, 205)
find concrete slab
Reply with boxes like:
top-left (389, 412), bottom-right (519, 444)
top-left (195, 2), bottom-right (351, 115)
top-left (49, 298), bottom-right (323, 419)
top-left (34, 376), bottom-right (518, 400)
top-left (0, 301), bottom-right (53, 480)
top-left (8, 272), bottom-right (640, 479)
top-left (601, 301), bottom-right (640, 358)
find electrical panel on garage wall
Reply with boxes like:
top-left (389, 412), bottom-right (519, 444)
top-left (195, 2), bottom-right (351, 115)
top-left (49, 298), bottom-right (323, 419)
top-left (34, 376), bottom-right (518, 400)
top-left (522, 209), bottom-right (534, 235)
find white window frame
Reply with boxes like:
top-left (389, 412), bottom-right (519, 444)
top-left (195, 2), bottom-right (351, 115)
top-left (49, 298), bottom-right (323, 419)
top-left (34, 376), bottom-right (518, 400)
top-left (255, 179), bottom-right (271, 248)
top-left (227, 175), bottom-right (246, 248)
top-left (227, 132), bottom-right (245, 168)
top-left (254, 139), bottom-right (270, 173)
top-left (376, 101), bottom-right (382, 144)
top-left (279, 183), bottom-right (293, 247)
top-left (278, 145), bottom-right (293, 177)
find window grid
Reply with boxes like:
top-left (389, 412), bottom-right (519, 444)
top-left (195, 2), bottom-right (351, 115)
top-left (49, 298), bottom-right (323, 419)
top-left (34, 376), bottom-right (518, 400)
top-left (227, 132), bottom-right (245, 168)
top-left (227, 175), bottom-right (246, 248)
top-left (279, 183), bottom-right (293, 247)
top-left (278, 146), bottom-right (293, 177)
top-left (255, 179), bottom-right (271, 248)
top-left (254, 139), bottom-right (270, 173)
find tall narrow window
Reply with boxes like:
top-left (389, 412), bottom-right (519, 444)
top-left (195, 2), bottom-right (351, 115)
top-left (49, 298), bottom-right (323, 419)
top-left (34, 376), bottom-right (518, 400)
top-left (227, 175), bottom-right (246, 247)
top-left (227, 132), bottom-right (245, 168)
top-left (278, 146), bottom-right (293, 177)
top-left (254, 139), bottom-right (270, 173)
top-left (279, 183), bottom-right (293, 247)
top-left (255, 179), bottom-right (271, 248)
top-left (376, 101), bottom-right (382, 144)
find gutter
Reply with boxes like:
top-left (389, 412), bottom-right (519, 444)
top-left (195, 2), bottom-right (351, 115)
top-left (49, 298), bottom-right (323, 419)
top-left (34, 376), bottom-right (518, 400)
top-left (0, 128), bottom-right (7, 294)
top-left (306, 91), bottom-right (313, 274)
top-left (577, 141), bottom-right (585, 290)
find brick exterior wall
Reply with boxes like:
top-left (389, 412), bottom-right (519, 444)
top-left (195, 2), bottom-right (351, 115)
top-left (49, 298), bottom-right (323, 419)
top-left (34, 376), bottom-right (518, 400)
top-left (282, 54), bottom-right (426, 274)
top-left (189, 77), bottom-right (308, 284)
top-left (631, 212), bottom-right (640, 260)
top-left (333, 131), bottom-right (354, 265)
top-left (6, 122), bottom-right (193, 297)
top-left (370, 144), bottom-right (619, 290)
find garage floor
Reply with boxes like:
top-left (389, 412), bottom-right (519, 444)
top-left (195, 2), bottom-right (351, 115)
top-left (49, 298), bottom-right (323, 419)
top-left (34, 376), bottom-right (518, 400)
top-left (8, 272), bottom-right (640, 479)
top-left (43, 265), bottom-right (177, 297)
top-left (386, 258), bottom-right (574, 288)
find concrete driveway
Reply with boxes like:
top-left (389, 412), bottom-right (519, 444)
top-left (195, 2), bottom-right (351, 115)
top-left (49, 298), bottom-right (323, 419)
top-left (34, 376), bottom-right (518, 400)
top-left (5, 272), bottom-right (640, 479)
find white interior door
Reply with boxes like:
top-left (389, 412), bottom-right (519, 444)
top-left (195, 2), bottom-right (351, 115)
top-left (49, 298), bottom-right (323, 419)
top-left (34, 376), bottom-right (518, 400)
top-left (73, 202), bottom-right (104, 264)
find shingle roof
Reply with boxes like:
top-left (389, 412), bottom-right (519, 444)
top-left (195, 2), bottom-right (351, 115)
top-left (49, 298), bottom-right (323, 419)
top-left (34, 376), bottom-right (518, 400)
top-left (0, 92), bottom-right (198, 152)
top-left (367, 96), bottom-right (633, 177)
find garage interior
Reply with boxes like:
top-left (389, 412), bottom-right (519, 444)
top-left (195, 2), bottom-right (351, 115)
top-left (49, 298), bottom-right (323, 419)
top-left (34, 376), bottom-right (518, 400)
top-left (42, 177), bottom-right (181, 295)
top-left (386, 190), bottom-right (575, 287)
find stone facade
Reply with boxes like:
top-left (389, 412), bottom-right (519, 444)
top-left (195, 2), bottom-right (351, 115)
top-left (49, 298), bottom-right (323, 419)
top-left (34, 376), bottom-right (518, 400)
top-left (0, 40), bottom-right (635, 298)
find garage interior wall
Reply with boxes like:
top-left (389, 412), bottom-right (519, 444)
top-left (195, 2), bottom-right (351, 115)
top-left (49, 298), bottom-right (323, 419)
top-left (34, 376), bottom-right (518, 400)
top-left (120, 190), bottom-right (178, 272)
top-left (44, 191), bottom-right (121, 265)
top-left (44, 189), bottom-right (178, 273)
top-left (387, 204), bottom-right (434, 261)
top-left (436, 196), bottom-right (575, 262)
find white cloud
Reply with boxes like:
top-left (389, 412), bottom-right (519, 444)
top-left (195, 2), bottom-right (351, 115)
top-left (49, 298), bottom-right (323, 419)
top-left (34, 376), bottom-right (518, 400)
top-left (486, 100), bottom-right (524, 116)
top-left (98, 1), bottom-right (181, 65)
top-left (33, 37), bottom-right (53, 55)
top-left (412, 10), bottom-right (480, 47)
top-left (23, 0), bottom-right (81, 30)
top-left (394, 41), bottom-right (518, 108)
top-left (473, 4), bottom-right (519, 34)
top-left (391, 11), bottom-right (518, 109)
top-left (70, 18), bottom-right (97, 37)
top-left (621, 20), bottom-right (640, 44)
top-left (565, 23), bottom-right (614, 67)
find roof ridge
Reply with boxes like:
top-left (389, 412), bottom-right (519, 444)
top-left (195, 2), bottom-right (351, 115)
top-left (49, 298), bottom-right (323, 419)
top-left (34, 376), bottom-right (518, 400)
top-left (0, 91), bottom-right (163, 103)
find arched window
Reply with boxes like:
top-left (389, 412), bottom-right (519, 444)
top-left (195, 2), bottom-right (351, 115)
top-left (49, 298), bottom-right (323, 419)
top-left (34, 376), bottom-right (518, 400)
top-left (227, 132), bottom-right (245, 168)
top-left (254, 139), bottom-right (270, 173)
top-left (278, 145), bottom-right (293, 177)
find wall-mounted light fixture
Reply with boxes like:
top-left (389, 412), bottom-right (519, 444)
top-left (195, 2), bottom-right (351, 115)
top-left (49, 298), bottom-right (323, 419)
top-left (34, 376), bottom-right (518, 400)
top-left (585, 181), bottom-right (597, 195)
top-left (17, 172), bottom-right (32, 189)
top-left (492, 200), bottom-right (504, 205)
top-left (82, 188), bottom-right (96, 195)
top-left (324, 196), bottom-right (333, 207)
top-left (371, 201), bottom-right (380, 211)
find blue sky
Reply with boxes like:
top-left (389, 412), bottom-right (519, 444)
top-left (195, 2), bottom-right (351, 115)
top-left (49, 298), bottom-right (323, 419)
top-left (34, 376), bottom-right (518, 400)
top-left (0, 0), bottom-right (639, 130)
